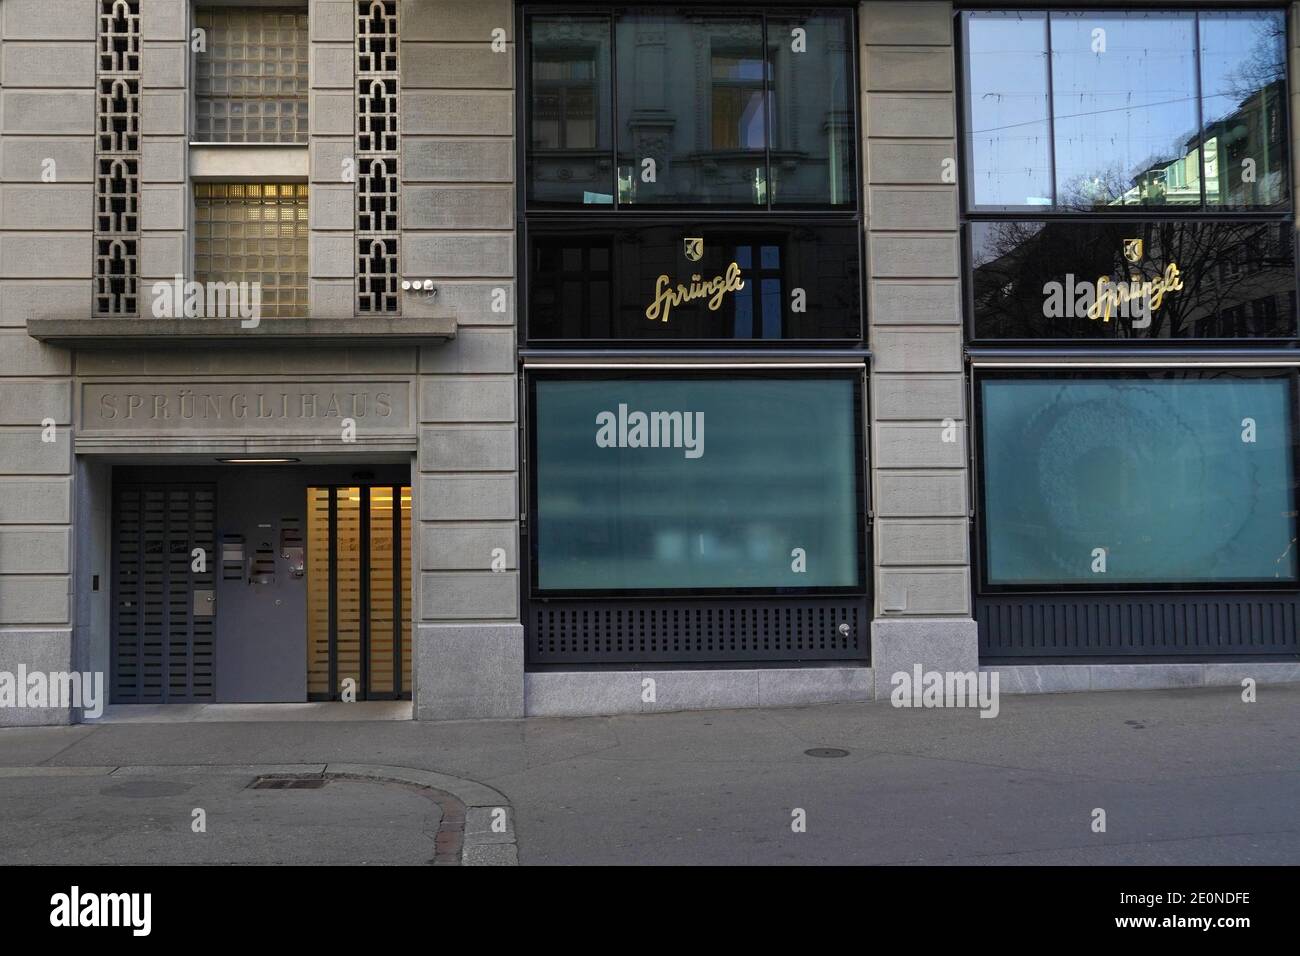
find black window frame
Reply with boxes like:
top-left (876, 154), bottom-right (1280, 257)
top-left (522, 216), bottom-right (865, 345)
top-left (519, 3), bottom-right (862, 214)
top-left (962, 217), bottom-right (1300, 344)
top-left (523, 367), bottom-right (870, 600)
top-left (956, 6), bottom-right (1300, 347)
top-left (519, 3), bottom-right (867, 348)
top-left (970, 365), bottom-right (1300, 596)
top-left (957, 6), bottom-right (1294, 217)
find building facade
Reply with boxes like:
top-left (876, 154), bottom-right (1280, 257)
top-left (1, 0), bottom-right (1297, 726)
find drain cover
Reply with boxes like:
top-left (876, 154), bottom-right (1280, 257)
top-left (247, 776), bottom-right (327, 790)
top-left (804, 748), bottom-right (849, 758)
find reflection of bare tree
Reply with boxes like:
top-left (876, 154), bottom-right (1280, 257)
top-left (1220, 17), bottom-right (1285, 104)
top-left (1058, 166), bottom-right (1136, 210)
top-left (972, 220), bottom-right (1294, 339)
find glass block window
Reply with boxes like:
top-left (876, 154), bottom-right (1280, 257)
top-left (194, 183), bottom-right (309, 318)
top-left (194, 8), bottom-right (309, 144)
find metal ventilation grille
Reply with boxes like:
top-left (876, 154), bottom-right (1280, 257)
top-left (528, 601), bottom-right (868, 665)
top-left (113, 485), bottom-right (217, 702)
top-left (978, 594), bottom-right (1300, 659)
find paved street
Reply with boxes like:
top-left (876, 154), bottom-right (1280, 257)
top-left (1, 684), bottom-right (1298, 865)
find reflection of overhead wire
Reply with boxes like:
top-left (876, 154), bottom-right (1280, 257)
top-left (971, 93), bottom-right (1203, 134)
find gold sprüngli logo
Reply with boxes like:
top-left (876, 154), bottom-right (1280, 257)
top-left (1122, 238), bottom-right (1144, 263)
top-left (683, 237), bottom-right (704, 261)
top-left (645, 263), bottom-right (746, 324)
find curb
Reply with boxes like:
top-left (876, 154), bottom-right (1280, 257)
top-left (322, 763), bottom-right (517, 865)
top-left (1, 762), bottom-right (518, 866)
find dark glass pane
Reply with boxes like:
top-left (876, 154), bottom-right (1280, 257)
top-left (969, 220), bottom-right (1297, 339)
top-left (528, 16), bottom-right (614, 206)
top-left (1050, 12), bottom-right (1200, 209)
top-left (616, 14), bottom-right (765, 205)
top-left (980, 372), bottom-right (1298, 586)
top-left (529, 223), bottom-right (860, 341)
top-left (534, 377), bottom-right (860, 592)
top-left (528, 240), bottom-right (615, 338)
top-left (769, 11), bottom-right (855, 207)
top-left (1199, 11), bottom-right (1289, 209)
top-left (963, 11), bottom-right (1053, 209)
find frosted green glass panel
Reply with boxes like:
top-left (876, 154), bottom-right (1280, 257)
top-left (535, 377), bottom-right (860, 591)
top-left (980, 375), bottom-right (1297, 586)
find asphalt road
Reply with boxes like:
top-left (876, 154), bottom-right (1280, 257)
top-left (1, 683), bottom-right (1297, 865)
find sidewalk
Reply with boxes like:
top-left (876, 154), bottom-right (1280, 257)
top-left (2, 683), bottom-right (1298, 865)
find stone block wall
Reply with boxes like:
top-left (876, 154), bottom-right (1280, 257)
top-left (0, 0), bottom-right (91, 723)
top-left (861, 1), bottom-right (977, 692)
top-left (403, 0), bottom-right (522, 719)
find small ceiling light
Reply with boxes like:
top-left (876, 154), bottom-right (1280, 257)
top-left (215, 457), bottom-right (300, 464)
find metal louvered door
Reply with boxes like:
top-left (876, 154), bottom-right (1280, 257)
top-left (112, 484), bottom-right (217, 702)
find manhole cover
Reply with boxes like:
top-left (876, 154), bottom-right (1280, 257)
top-left (804, 748), bottom-right (849, 758)
top-left (100, 781), bottom-right (195, 798)
top-left (247, 776), bottom-right (327, 790)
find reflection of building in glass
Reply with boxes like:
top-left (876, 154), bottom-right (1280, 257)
top-left (969, 219), bottom-right (1296, 339)
top-left (1116, 79), bottom-right (1285, 207)
top-left (528, 11), bottom-right (854, 207)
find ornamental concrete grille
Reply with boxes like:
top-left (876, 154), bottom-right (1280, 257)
top-left (94, 0), bottom-right (142, 316)
top-left (193, 182), bottom-right (309, 317)
top-left (193, 7), bottom-right (310, 144)
top-left (355, 0), bottom-right (401, 314)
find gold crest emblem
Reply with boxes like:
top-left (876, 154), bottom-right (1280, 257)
top-left (1122, 238), bottom-right (1144, 263)
top-left (684, 237), bottom-right (704, 262)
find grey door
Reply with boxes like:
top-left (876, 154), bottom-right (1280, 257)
top-left (112, 484), bottom-right (217, 703)
top-left (214, 472), bottom-right (308, 702)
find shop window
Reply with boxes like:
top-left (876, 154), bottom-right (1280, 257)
top-left (529, 374), bottom-right (864, 595)
top-left (193, 182), bottom-right (309, 318)
top-left (527, 223), bottom-right (859, 342)
top-left (961, 9), bottom-right (1289, 212)
top-left (968, 219), bottom-right (1297, 340)
top-left (193, 7), bottom-right (309, 145)
top-left (976, 370), bottom-right (1299, 590)
top-left (524, 7), bottom-right (856, 209)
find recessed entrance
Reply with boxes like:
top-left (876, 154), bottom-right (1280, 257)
top-left (107, 466), bottom-right (412, 705)
top-left (306, 486), bottom-right (412, 701)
